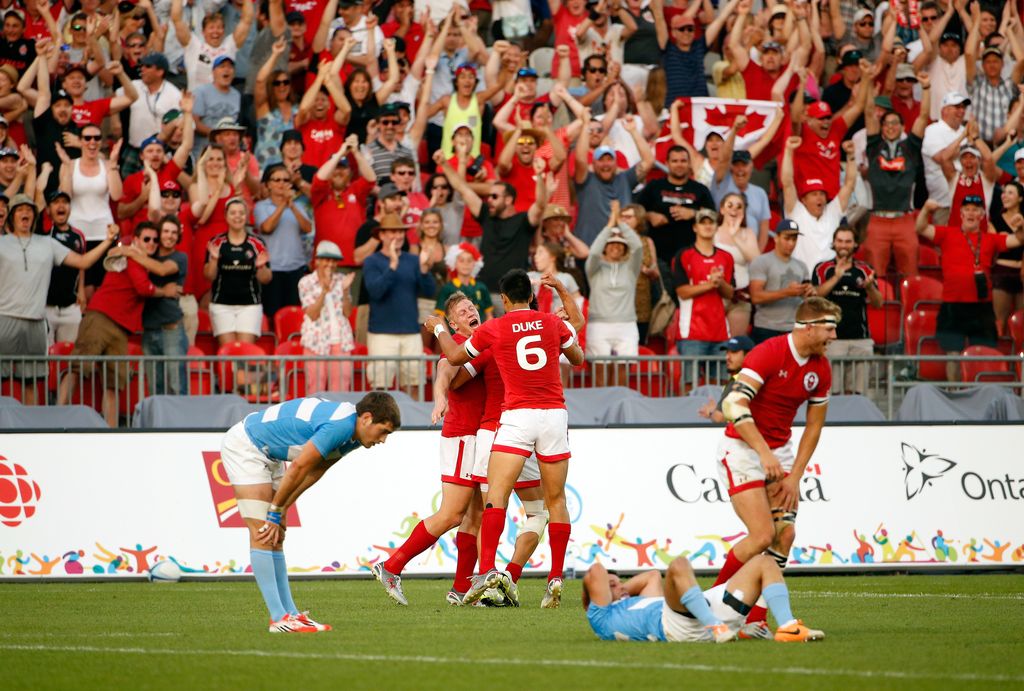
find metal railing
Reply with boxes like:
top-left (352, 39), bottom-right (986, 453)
top-left (1, 352), bottom-right (1021, 426)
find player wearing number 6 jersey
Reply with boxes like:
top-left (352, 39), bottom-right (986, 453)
top-left (426, 269), bottom-right (586, 609)
top-left (711, 297), bottom-right (839, 637)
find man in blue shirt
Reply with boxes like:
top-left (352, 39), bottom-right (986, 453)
top-left (655, 0), bottom-right (739, 106)
top-left (583, 555), bottom-right (824, 643)
top-left (362, 211), bottom-right (437, 400)
top-left (220, 391), bottom-right (401, 633)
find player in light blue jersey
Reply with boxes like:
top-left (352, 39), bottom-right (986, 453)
top-left (220, 391), bottom-right (401, 633)
top-left (583, 555), bottom-right (825, 643)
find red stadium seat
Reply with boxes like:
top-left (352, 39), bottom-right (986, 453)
top-left (630, 345), bottom-right (668, 397)
top-left (875, 278), bottom-right (896, 301)
top-left (1010, 309), bottom-right (1024, 352)
top-left (195, 309), bottom-right (218, 355)
top-left (959, 345), bottom-right (1015, 383)
top-left (274, 306), bottom-right (305, 344)
top-left (917, 243), bottom-right (942, 281)
top-left (187, 345), bottom-right (215, 395)
top-left (48, 341), bottom-right (75, 394)
top-left (900, 275), bottom-right (943, 313)
top-left (275, 341), bottom-right (307, 399)
top-left (119, 343), bottom-right (148, 417)
top-left (904, 309), bottom-right (946, 380)
top-left (216, 342), bottom-right (278, 403)
top-left (867, 302), bottom-right (902, 351)
top-left (351, 342), bottom-right (369, 391)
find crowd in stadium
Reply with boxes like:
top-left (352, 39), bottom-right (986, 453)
top-left (1, 0), bottom-right (1023, 424)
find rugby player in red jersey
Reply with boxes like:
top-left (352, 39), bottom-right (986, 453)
top-left (711, 297), bottom-right (840, 637)
top-left (426, 270), bottom-right (585, 608)
top-left (371, 292), bottom-right (488, 606)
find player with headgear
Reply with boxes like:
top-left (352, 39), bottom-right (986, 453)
top-left (219, 391), bottom-right (401, 632)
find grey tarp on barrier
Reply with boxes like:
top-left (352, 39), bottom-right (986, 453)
top-left (132, 395), bottom-right (250, 428)
top-left (0, 404), bottom-right (107, 428)
top-left (896, 384), bottom-right (1024, 421)
top-left (984, 395), bottom-right (1024, 420)
top-left (603, 396), bottom-right (716, 425)
top-left (564, 387), bottom-right (642, 425)
top-left (0, 396), bottom-right (23, 407)
top-left (795, 395), bottom-right (886, 422)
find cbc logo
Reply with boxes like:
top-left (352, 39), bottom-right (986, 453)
top-left (0, 457), bottom-right (41, 527)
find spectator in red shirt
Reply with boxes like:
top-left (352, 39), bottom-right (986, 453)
top-left (887, 63), bottom-right (922, 135)
top-left (311, 135), bottom-right (377, 270)
top-left (58, 221), bottom-right (182, 426)
top-left (550, 0), bottom-right (589, 77)
top-left (497, 124), bottom-right (552, 214)
top-left (381, 0), bottom-right (424, 64)
top-left (296, 48), bottom-right (352, 167)
top-left (916, 195), bottom-right (1024, 380)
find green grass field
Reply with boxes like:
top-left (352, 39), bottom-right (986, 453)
top-left (2, 574), bottom-right (1023, 690)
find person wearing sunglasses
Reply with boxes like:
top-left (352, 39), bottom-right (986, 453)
top-left (656, 0), bottom-right (735, 105)
top-left (367, 102), bottom-right (415, 182)
top-left (255, 163), bottom-right (312, 321)
top-left (837, 8), bottom-right (883, 62)
top-left (254, 38), bottom-right (299, 169)
top-left (57, 221), bottom-right (181, 426)
top-left (114, 52), bottom-right (181, 177)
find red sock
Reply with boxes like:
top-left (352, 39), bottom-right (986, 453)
top-left (547, 522), bottom-right (571, 581)
top-left (478, 507), bottom-right (506, 573)
top-left (746, 605), bottom-right (768, 624)
top-left (713, 549), bottom-right (745, 587)
top-left (506, 562), bottom-right (523, 583)
top-left (452, 531), bottom-right (478, 593)
top-left (383, 521), bottom-right (438, 575)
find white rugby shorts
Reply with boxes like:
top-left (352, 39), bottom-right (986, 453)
top-left (492, 408), bottom-right (571, 462)
top-left (473, 427), bottom-right (542, 490)
top-left (715, 437), bottom-right (795, 496)
top-left (661, 584), bottom-right (747, 642)
top-left (220, 421), bottom-right (284, 487)
top-left (440, 434), bottom-right (476, 486)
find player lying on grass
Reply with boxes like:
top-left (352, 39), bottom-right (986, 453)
top-left (220, 392), bottom-right (400, 633)
top-left (583, 555), bottom-right (824, 643)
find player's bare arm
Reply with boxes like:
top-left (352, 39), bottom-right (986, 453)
top-left (722, 374), bottom-right (784, 482)
top-left (431, 358), bottom-right (461, 424)
top-left (257, 441), bottom-right (326, 547)
top-left (425, 315), bottom-right (472, 365)
top-left (542, 274), bottom-right (585, 332)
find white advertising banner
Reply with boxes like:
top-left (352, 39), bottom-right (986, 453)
top-left (1, 426), bottom-right (1021, 579)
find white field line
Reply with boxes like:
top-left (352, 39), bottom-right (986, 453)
top-left (0, 644), bottom-right (1022, 684)
top-left (794, 591), bottom-right (1024, 601)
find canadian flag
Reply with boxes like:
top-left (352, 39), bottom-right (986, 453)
top-left (673, 97), bottom-right (783, 151)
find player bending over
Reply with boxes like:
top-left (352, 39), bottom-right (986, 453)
top-left (220, 392), bottom-right (400, 632)
top-left (583, 555), bottom-right (824, 643)
top-left (712, 297), bottom-right (839, 637)
top-left (427, 269), bottom-right (585, 608)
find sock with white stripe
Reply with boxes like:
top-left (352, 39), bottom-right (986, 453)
top-left (251, 549), bottom-right (286, 622)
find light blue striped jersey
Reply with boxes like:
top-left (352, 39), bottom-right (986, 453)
top-left (586, 596), bottom-right (666, 642)
top-left (243, 398), bottom-right (361, 462)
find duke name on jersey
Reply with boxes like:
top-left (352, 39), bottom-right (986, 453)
top-left (244, 398), bottom-right (363, 462)
top-left (587, 597), bottom-right (666, 642)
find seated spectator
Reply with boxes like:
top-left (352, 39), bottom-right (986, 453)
top-left (299, 240), bottom-right (356, 394)
top-left (586, 202), bottom-right (644, 387)
top-left (749, 219), bottom-right (815, 343)
top-left (916, 195), bottom-right (1024, 380)
top-left (58, 221), bottom-right (180, 426)
top-left (434, 242), bottom-right (493, 321)
top-left (812, 225), bottom-right (883, 394)
top-left (204, 197), bottom-right (272, 346)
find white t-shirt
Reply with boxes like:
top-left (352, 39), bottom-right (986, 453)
top-left (580, 24), bottom-right (626, 66)
top-left (921, 119), bottom-right (964, 206)
top-left (927, 56), bottom-right (967, 115)
top-left (328, 15), bottom-right (385, 59)
top-left (119, 79), bottom-right (184, 147)
top-left (789, 196), bottom-right (842, 272)
top-left (184, 34), bottom-right (238, 89)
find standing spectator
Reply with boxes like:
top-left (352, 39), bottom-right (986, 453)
top-left (781, 136), bottom-right (859, 274)
top-left (367, 101), bottom-right (416, 181)
top-left (57, 221), bottom-right (179, 426)
top-left (863, 73), bottom-right (931, 279)
top-left (992, 181), bottom-right (1024, 337)
top-left (639, 144), bottom-right (714, 270)
top-left (171, 0), bottom-right (253, 89)
top-left (298, 240), bottom-right (357, 393)
top-left (60, 123), bottom-right (122, 296)
top-left (921, 91), bottom-right (969, 222)
top-left (572, 110), bottom-right (652, 246)
top-left (204, 197), bottom-right (272, 346)
top-left (192, 58), bottom-right (243, 158)
top-left (713, 192), bottom-right (758, 341)
top-left (916, 196), bottom-right (1024, 381)
top-left (310, 135), bottom-right (377, 273)
top-left (529, 242), bottom-right (582, 312)
top-left (362, 213), bottom-right (436, 399)
top-left (812, 225), bottom-right (883, 394)
top-left (671, 208), bottom-right (734, 387)
top-left (965, 23), bottom-right (1019, 145)
top-left (434, 150), bottom-right (549, 306)
top-left (585, 202), bottom-right (644, 387)
top-left (411, 208), bottom-right (449, 347)
top-left (296, 48), bottom-right (352, 168)
top-left (255, 163), bottom-right (313, 320)
top-left (887, 63), bottom-right (924, 135)
top-left (254, 38), bottom-right (300, 169)
top-left (925, 15), bottom-right (967, 115)
top-left (425, 172), bottom-right (465, 246)
top-left (748, 219), bottom-right (815, 343)
top-left (2, 195), bottom-right (115, 405)
top-left (655, 0), bottom-right (736, 105)
top-left (42, 190), bottom-right (86, 346)
top-left (791, 78), bottom-right (867, 200)
top-left (117, 53), bottom-right (182, 176)
top-left (619, 203), bottom-right (659, 343)
top-left (21, 59), bottom-right (80, 197)
top-left (497, 122), bottom-right (555, 214)
top-left (434, 242), bottom-right (493, 320)
top-left (188, 144), bottom-right (238, 304)
top-left (709, 140), bottom-right (776, 249)
top-left (141, 217), bottom-right (189, 395)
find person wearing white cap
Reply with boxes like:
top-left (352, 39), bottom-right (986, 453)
top-left (921, 89), bottom-right (970, 220)
top-left (297, 240), bottom-right (357, 394)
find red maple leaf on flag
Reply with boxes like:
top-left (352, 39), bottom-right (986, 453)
top-left (704, 105), bottom-right (768, 136)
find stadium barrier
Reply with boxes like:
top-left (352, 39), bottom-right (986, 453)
top-left (1, 353), bottom-right (1022, 424)
top-left (1, 425), bottom-right (1021, 580)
